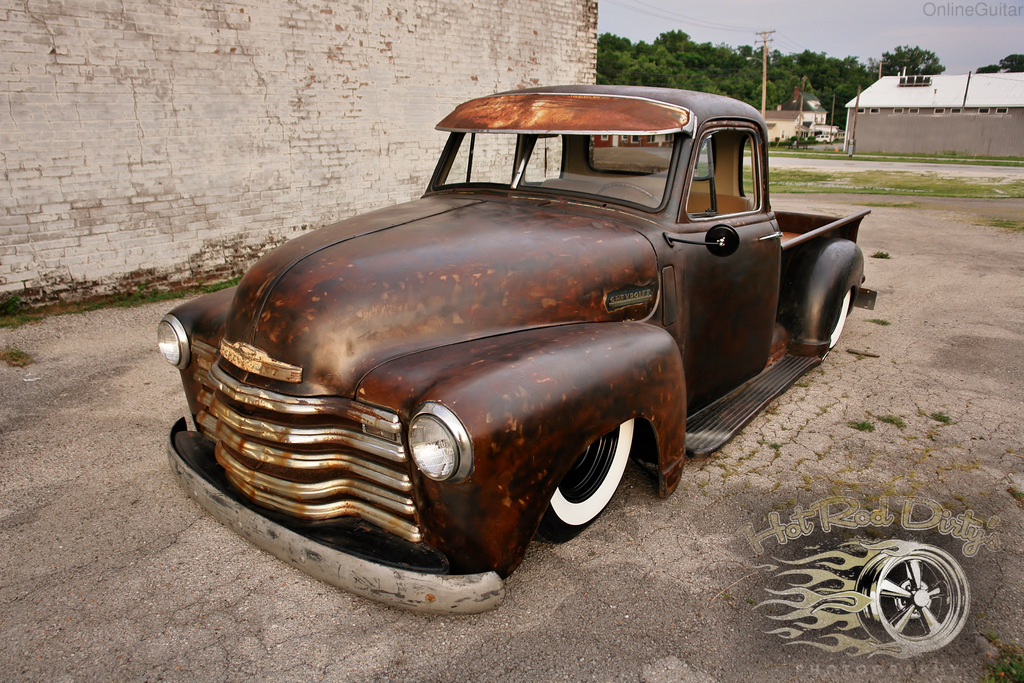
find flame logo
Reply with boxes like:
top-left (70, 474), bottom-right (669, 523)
top-left (757, 539), bottom-right (970, 658)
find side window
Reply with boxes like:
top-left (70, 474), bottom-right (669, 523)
top-left (686, 128), bottom-right (761, 219)
top-left (693, 137), bottom-right (713, 181)
top-left (740, 136), bottom-right (757, 200)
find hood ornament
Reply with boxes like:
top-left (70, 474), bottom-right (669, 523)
top-left (219, 339), bottom-right (303, 383)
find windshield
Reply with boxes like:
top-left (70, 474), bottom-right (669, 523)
top-left (433, 132), bottom-right (677, 209)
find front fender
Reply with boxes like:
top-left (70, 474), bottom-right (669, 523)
top-left (356, 322), bottom-right (686, 576)
top-left (164, 286), bottom-right (236, 415)
top-left (778, 238), bottom-right (864, 356)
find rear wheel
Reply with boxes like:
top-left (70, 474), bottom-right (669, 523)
top-left (829, 288), bottom-right (853, 349)
top-left (536, 420), bottom-right (634, 543)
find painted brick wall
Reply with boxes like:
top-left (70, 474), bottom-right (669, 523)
top-left (1, 0), bottom-right (597, 303)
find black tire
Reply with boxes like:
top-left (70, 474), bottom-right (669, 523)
top-left (536, 420), bottom-right (634, 543)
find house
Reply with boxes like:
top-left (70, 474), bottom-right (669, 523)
top-left (780, 86), bottom-right (828, 127)
top-left (765, 109), bottom-right (805, 143)
top-left (771, 87), bottom-right (841, 142)
top-left (844, 73), bottom-right (1024, 155)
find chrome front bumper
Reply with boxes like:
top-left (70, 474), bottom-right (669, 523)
top-left (167, 418), bottom-right (505, 614)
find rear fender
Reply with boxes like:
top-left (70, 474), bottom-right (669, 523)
top-left (356, 322), bottom-right (686, 576)
top-left (778, 237), bottom-right (864, 356)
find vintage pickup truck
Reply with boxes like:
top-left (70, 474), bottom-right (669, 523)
top-left (158, 85), bottom-right (874, 613)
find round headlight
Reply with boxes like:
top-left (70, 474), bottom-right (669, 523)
top-left (409, 402), bottom-right (473, 482)
top-left (157, 315), bottom-right (190, 369)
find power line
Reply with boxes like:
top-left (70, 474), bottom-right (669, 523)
top-left (602, 0), bottom-right (756, 35)
top-left (775, 31), bottom-right (812, 53)
top-left (604, 2), bottom-right (838, 58)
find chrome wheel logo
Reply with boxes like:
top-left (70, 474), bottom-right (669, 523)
top-left (744, 496), bottom-right (998, 658)
top-left (758, 539), bottom-right (970, 658)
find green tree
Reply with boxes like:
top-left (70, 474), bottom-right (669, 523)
top-left (976, 54), bottom-right (1023, 73)
top-left (881, 45), bottom-right (944, 76)
top-left (595, 31), bottom-right (878, 126)
top-left (596, 33), bottom-right (637, 85)
top-left (1000, 54), bottom-right (1024, 72)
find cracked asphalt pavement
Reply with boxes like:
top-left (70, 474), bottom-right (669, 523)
top-left (1, 194), bottom-right (1022, 681)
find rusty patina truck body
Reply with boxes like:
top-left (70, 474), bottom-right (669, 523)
top-left (159, 86), bottom-right (874, 613)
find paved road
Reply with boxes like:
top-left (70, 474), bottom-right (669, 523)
top-left (2, 194), bottom-right (1023, 681)
top-left (770, 154), bottom-right (1024, 179)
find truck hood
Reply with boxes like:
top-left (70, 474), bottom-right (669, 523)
top-left (222, 195), bottom-right (659, 397)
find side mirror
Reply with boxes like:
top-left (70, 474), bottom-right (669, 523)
top-left (663, 224), bottom-right (740, 258)
top-left (704, 224), bottom-right (739, 257)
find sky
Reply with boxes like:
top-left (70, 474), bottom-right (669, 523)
top-left (596, 0), bottom-right (1022, 75)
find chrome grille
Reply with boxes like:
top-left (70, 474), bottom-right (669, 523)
top-left (189, 342), bottom-right (421, 542)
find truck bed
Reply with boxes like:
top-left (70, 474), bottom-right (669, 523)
top-left (775, 209), bottom-right (870, 250)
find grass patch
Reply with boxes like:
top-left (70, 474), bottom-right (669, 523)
top-left (848, 420), bottom-right (875, 433)
top-left (870, 251), bottom-right (890, 259)
top-left (878, 415), bottom-right (907, 429)
top-left (770, 169), bottom-right (1024, 198)
top-left (0, 277), bottom-right (241, 329)
top-left (860, 201), bottom-right (920, 209)
top-left (1009, 488), bottom-right (1024, 503)
top-left (0, 294), bottom-right (22, 316)
top-left (983, 634), bottom-right (1024, 682)
top-left (1, 346), bottom-right (33, 368)
top-left (867, 319), bottom-right (891, 326)
top-left (985, 218), bottom-right (1024, 233)
top-left (770, 149), bottom-right (1024, 166)
top-left (928, 411), bottom-right (954, 425)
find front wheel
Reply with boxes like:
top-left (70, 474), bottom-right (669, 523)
top-left (536, 420), bottom-right (634, 543)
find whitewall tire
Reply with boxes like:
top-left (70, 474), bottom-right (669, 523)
top-left (537, 420), bottom-right (634, 542)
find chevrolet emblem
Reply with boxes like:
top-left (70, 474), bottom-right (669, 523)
top-left (219, 339), bottom-right (303, 383)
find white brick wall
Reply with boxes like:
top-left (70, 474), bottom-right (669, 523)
top-left (1, 0), bottom-right (597, 302)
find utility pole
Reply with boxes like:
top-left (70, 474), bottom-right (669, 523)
top-left (878, 60), bottom-right (885, 80)
top-left (848, 85), bottom-right (861, 156)
top-left (755, 29), bottom-right (775, 120)
top-left (799, 75), bottom-right (807, 139)
top-left (830, 93), bottom-right (836, 139)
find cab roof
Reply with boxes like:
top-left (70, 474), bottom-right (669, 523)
top-left (436, 85), bottom-right (763, 135)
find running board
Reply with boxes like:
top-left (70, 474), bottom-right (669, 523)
top-left (685, 354), bottom-right (821, 456)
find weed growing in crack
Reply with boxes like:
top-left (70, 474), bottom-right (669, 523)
top-left (878, 414), bottom-right (907, 429)
top-left (982, 634), bottom-right (1024, 682)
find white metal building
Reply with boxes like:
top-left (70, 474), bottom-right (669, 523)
top-left (845, 73), bottom-right (1024, 156)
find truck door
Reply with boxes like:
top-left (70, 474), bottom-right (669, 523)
top-left (669, 123), bottom-right (780, 412)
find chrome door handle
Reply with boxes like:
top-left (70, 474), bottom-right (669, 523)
top-left (759, 231), bottom-right (784, 241)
